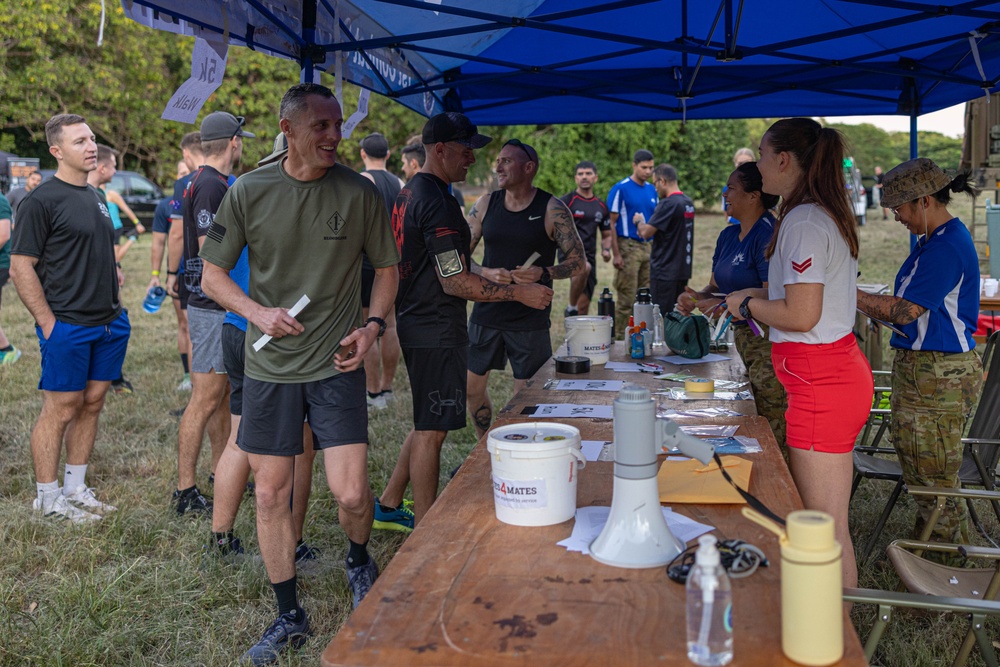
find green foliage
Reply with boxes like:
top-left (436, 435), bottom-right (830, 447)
top-left (827, 122), bottom-right (963, 177)
top-left (471, 119), bottom-right (750, 207)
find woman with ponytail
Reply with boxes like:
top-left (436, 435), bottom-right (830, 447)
top-left (856, 158), bottom-right (982, 562)
top-left (726, 118), bottom-right (873, 589)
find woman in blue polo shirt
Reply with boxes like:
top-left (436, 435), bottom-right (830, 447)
top-left (855, 157), bottom-right (982, 558)
top-left (678, 161), bottom-right (787, 453)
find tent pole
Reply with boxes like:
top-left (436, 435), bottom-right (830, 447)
top-left (301, 0), bottom-right (318, 83)
top-left (909, 113), bottom-right (917, 159)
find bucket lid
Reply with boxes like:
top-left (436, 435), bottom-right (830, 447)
top-left (487, 422), bottom-right (581, 452)
top-left (565, 315), bottom-right (612, 327)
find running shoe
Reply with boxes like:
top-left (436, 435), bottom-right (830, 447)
top-left (111, 377), bottom-right (134, 395)
top-left (207, 531), bottom-right (245, 558)
top-left (0, 346), bottom-right (21, 365)
top-left (241, 609), bottom-right (309, 666)
top-left (173, 486), bottom-right (212, 516)
top-left (295, 541), bottom-right (321, 565)
top-left (372, 497), bottom-right (414, 533)
top-left (33, 493), bottom-right (101, 524)
top-left (564, 305), bottom-right (578, 318)
top-left (346, 559), bottom-right (379, 609)
top-left (366, 392), bottom-right (387, 410)
top-left (176, 374), bottom-right (192, 392)
top-left (64, 485), bottom-right (117, 514)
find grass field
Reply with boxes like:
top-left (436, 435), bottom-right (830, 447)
top-left (0, 200), bottom-right (997, 666)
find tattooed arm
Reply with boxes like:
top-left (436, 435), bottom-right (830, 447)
top-left (430, 248), bottom-right (552, 309)
top-left (511, 196), bottom-right (585, 284)
top-left (856, 290), bottom-right (926, 325)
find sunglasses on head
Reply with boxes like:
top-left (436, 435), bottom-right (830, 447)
top-left (503, 138), bottom-right (537, 163)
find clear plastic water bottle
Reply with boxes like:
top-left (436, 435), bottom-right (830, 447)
top-left (686, 535), bottom-right (733, 666)
top-left (652, 304), bottom-right (666, 351)
top-left (143, 286), bottom-right (167, 314)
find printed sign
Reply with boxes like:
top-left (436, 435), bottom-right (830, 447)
top-left (492, 475), bottom-right (548, 510)
top-left (341, 88), bottom-right (371, 139)
top-left (162, 37), bottom-right (228, 123)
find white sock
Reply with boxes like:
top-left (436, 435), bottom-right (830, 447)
top-left (63, 464), bottom-right (89, 495)
top-left (37, 481), bottom-right (60, 507)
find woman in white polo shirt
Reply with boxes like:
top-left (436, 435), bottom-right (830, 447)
top-left (726, 118), bottom-right (873, 591)
top-left (856, 158), bottom-right (982, 561)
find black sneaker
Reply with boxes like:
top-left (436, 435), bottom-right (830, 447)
top-left (208, 531), bottom-right (244, 557)
top-left (111, 377), bottom-right (134, 395)
top-left (295, 541), bottom-right (321, 565)
top-left (564, 305), bottom-right (579, 318)
top-left (241, 608), bottom-right (309, 666)
top-left (173, 486), bottom-right (213, 516)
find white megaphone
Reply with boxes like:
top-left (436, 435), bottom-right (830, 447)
top-left (590, 383), bottom-right (715, 569)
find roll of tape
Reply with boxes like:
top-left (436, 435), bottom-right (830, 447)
top-left (685, 378), bottom-right (715, 393)
top-left (554, 355), bottom-right (591, 374)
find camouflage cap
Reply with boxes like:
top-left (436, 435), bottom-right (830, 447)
top-left (881, 157), bottom-right (951, 209)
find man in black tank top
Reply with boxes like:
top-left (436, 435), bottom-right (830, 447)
top-left (466, 139), bottom-right (587, 438)
top-left (359, 132), bottom-right (405, 409)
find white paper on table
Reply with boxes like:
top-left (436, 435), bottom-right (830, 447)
top-left (252, 294), bottom-right (311, 352)
top-left (529, 404), bottom-right (614, 419)
top-left (550, 380), bottom-right (624, 392)
top-left (580, 440), bottom-right (609, 461)
top-left (603, 361), bottom-right (643, 372)
top-left (556, 505), bottom-right (714, 554)
top-left (656, 353), bottom-right (730, 365)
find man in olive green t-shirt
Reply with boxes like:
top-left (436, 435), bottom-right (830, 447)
top-left (200, 83), bottom-right (398, 664)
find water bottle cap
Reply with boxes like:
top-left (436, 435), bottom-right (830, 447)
top-left (785, 510), bottom-right (836, 550)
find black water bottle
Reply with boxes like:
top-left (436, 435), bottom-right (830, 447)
top-left (597, 288), bottom-right (615, 338)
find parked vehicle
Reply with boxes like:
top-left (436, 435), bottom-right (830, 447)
top-left (843, 157), bottom-right (867, 226)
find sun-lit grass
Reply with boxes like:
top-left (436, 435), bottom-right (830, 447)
top-left (0, 198), bottom-right (996, 665)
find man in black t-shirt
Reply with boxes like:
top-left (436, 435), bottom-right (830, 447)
top-left (358, 132), bottom-right (405, 409)
top-left (167, 111), bottom-right (253, 517)
top-left (465, 139), bottom-right (585, 439)
top-left (635, 164), bottom-right (695, 313)
top-left (10, 113), bottom-right (130, 523)
top-left (560, 160), bottom-right (611, 316)
top-left (373, 113), bottom-right (553, 530)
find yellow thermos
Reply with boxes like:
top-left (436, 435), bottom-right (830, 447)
top-left (743, 508), bottom-right (844, 666)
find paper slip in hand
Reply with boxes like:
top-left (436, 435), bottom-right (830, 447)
top-left (657, 456), bottom-right (752, 504)
top-left (522, 251), bottom-right (541, 268)
top-left (557, 505), bottom-right (713, 554)
top-left (253, 295), bottom-right (310, 352)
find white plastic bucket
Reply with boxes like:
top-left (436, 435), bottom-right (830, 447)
top-left (486, 422), bottom-right (586, 526)
top-left (564, 315), bottom-right (613, 365)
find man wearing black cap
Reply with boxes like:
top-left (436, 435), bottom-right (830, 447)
top-left (168, 110), bottom-right (253, 517)
top-left (358, 132), bottom-right (405, 410)
top-left (372, 112), bottom-right (554, 532)
top-left (466, 139), bottom-right (585, 439)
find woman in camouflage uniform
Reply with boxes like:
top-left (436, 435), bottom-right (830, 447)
top-left (678, 162), bottom-right (787, 455)
top-left (856, 158), bottom-right (982, 558)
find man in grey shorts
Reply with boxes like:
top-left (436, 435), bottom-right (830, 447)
top-left (171, 110), bottom-right (253, 516)
top-left (200, 83), bottom-right (399, 664)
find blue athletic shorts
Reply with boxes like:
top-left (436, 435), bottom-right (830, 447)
top-left (36, 310), bottom-right (131, 392)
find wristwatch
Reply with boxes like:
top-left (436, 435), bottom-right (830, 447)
top-left (365, 316), bottom-right (387, 338)
top-left (539, 266), bottom-right (551, 282)
top-left (739, 296), bottom-right (753, 320)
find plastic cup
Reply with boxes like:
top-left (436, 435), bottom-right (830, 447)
top-left (985, 279), bottom-right (998, 298)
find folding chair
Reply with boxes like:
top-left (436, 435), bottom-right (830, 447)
top-left (847, 487), bottom-right (1000, 667)
top-left (851, 330), bottom-right (1000, 561)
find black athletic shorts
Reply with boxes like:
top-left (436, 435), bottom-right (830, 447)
top-left (221, 323), bottom-right (245, 416)
top-left (402, 345), bottom-right (468, 432)
top-left (238, 370), bottom-right (368, 456)
top-left (0, 268), bottom-right (8, 306)
top-left (467, 323), bottom-right (552, 379)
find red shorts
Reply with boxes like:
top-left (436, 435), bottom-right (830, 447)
top-left (771, 334), bottom-right (873, 454)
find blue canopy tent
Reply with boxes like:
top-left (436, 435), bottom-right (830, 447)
top-left (123, 0), bottom-right (1000, 158)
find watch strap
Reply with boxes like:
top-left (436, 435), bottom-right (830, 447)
top-left (365, 316), bottom-right (387, 338)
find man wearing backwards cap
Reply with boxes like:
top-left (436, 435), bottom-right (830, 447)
top-left (169, 110), bottom-right (253, 518)
top-left (200, 83), bottom-right (399, 664)
top-left (372, 112), bottom-right (553, 532)
top-left (856, 157), bottom-right (982, 560)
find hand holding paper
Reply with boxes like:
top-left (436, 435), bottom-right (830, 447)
top-left (253, 295), bottom-right (310, 352)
